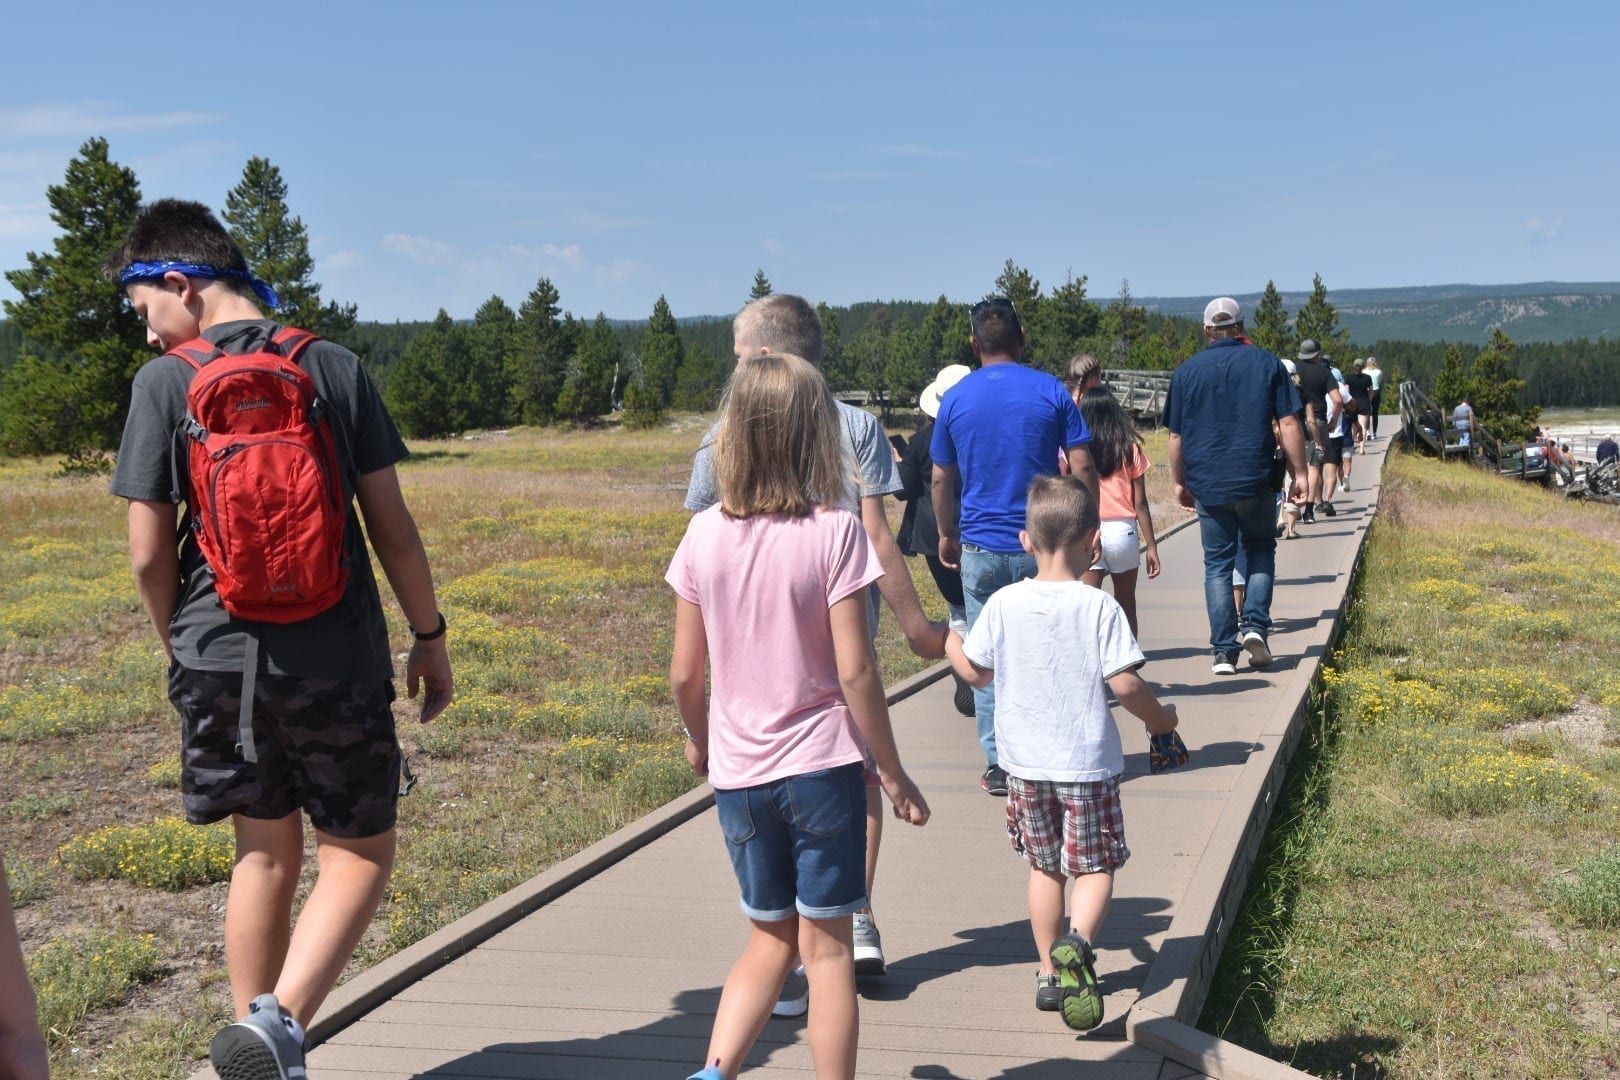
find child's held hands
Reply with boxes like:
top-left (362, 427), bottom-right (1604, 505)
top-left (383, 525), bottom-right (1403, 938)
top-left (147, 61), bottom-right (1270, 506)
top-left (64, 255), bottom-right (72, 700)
top-left (881, 770), bottom-right (930, 826)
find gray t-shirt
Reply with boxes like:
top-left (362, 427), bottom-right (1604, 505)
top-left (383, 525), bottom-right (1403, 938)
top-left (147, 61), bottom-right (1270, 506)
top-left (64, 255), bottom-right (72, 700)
top-left (683, 399), bottom-right (901, 512)
top-left (110, 320), bottom-right (408, 681)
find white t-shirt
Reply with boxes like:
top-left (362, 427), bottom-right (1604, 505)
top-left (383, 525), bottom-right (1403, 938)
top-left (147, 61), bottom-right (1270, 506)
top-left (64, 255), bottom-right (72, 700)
top-left (962, 579), bottom-right (1144, 783)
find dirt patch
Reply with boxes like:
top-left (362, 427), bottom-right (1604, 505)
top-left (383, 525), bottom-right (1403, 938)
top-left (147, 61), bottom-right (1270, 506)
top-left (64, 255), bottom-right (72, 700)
top-left (1505, 700), bottom-right (1613, 754)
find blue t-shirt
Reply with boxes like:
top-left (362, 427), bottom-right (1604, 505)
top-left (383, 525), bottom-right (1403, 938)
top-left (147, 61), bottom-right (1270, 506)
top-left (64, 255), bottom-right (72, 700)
top-left (930, 362), bottom-right (1090, 553)
top-left (1165, 339), bottom-right (1301, 506)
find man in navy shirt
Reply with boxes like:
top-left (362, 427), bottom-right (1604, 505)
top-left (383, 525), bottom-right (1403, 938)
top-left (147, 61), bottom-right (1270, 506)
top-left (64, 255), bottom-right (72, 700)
top-left (932, 298), bottom-right (1097, 795)
top-left (1166, 298), bottom-right (1307, 675)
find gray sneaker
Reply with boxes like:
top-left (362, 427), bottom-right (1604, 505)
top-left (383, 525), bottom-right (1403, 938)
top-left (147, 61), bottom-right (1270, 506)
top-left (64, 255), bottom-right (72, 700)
top-left (852, 912), bottom-right (886, 975)
top-left (772, 965), bottom-right (808, 1018)
top-left (1035, 972), bottom-right (1063, 1011)
top-left (209, 993), bottom-right (306, 1080)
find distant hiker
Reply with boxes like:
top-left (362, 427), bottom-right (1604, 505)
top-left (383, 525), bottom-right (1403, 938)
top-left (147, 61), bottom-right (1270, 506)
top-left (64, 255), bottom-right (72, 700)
top-left (107, 199), bottom-right (453, 1080)
top-left (1167, 298), bottom-right (1307, 676)
top-left (1346, 359), bottom-right (1374, 451)
top-left (896, 364), bottom-right (976, 716)
top-left (684, 293), bottom-right (945, 998)
top-left (668, 354), bottom-right (929, 1080)
top-left (944, 475), bottom-right (1182, 1033)
top-left (1598, 434), bottom-right (1618, 466)
top-left (1453, 398), bottom-right (1475, 447)
top-left (1364, 356), bottom-right (1384, 439)
top-left (0, 856), bottom-right (47, 1080)
top-left (1293, 339), bottom-right (1344, 520)
top-left (931, 297), bottom-right (1097, 798)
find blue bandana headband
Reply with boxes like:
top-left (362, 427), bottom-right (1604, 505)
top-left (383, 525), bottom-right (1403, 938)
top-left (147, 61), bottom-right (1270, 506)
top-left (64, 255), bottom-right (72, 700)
top-left (119, 260), bottom-right (282, 310)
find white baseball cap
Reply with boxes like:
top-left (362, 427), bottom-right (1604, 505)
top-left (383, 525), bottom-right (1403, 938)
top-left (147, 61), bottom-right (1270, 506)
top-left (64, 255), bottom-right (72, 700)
top-left (1203, 296), bottom-right (1242, 328)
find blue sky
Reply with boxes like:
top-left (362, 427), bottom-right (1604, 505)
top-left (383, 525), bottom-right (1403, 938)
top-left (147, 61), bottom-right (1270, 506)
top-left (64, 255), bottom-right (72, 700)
top-left (2, 1), bottom-right (1616, 323)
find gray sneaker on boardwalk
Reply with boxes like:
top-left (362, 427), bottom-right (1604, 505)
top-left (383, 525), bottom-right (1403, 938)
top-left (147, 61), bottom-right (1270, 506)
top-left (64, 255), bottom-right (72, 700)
top-left (772, 966), bottom-right (808, 1018)
top-left (852, 912), bottom-right (886, 975)
top-left (209, 993), bottom-right (306, 1080)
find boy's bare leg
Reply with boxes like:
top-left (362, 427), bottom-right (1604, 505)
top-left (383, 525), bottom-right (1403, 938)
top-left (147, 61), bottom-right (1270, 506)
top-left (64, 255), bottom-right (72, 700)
top-left (706, 917), bottom-right (798, 1079)
top-left (273, 828), bottom-right (396, 1026)
top-left (226, 813), bottom-right (304, 1018)
top-left (1028, 867), bottom-right (1067, 975)
top-left (801, 913), bottom-right (858, 1080)
top-left (1069, 870), bottom-right (1114, 945)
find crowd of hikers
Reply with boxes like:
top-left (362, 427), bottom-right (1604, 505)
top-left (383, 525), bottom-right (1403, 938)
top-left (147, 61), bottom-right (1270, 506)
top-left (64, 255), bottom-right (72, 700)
top-left (0, 197), bottom-right (1365, 1080)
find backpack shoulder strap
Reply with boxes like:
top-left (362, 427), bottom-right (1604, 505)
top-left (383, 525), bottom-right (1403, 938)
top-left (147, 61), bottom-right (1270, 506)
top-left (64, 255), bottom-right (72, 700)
top-left (165, 338), bottom-right (220, 372)
top-left (269, 326), bottom-right (320, 365)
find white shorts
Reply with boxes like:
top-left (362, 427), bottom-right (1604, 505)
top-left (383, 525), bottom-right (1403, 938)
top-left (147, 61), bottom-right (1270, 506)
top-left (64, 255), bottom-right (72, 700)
top-left (1089, 519), bottom-right (1140, 575)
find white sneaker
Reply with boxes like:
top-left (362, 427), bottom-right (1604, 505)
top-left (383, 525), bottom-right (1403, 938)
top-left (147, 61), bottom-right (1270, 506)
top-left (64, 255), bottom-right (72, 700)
top-left (1341, 476), bottom-right (1351, 490)
top-left (852, 913), bottom-right (886, 975)
top-left (1241, 629), bottom-right (1273, 668)
top-left (772, 966), bottom-right (808, 1018)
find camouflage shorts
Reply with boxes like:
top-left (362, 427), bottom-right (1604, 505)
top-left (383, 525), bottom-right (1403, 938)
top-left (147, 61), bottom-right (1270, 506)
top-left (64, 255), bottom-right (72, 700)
top-left (168, 662), bottom-right (401, 839)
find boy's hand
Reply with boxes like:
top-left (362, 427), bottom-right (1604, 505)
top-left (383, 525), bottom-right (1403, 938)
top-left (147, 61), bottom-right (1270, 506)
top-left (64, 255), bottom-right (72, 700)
top-left (407, 638), bottom-right (454, 722)
top-left (1149, 730), bottom-right (1190, 774)
top-left (881, 770), bottom-right (930, 825)
top-left (684, 737), bottom-right (708, 776)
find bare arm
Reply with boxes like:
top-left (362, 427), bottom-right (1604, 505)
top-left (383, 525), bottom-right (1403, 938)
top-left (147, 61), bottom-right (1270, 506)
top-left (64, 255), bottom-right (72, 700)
top-left (1133, 472), bottom-right (1161, 578)
top-left (356, 466), bottom-right (453, 722)
top-left (943, 630), bottom-right (993, 689)
top-left (1107, 669), bottom-right (1178, 735)
top-left (931, 462), bottom-right (962, 570)
top-left (830, 593), bottom-right (928, 825)
top-left (0, 857), bottom-right (48, 1080)
top-left (1277, 414), bottom-right (1308, 500)
top-left (1064, 443), bottom-right (1100, 504)
top-left (861, 495), bottom-right (945, 659)
top-left (670, 596), bottom-right (709, 776)
top-left (128, 499), bottom-right (181, 659)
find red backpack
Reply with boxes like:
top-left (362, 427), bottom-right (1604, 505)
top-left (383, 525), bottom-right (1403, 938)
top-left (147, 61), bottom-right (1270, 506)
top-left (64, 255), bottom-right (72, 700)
top-left (169, 327), bottom-right (351, 624)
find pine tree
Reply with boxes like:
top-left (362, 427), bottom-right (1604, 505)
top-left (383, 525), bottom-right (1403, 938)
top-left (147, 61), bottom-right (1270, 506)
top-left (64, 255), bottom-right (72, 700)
top-left (672, 344), bottom-right (729, 411)
top-left (467, 295), bottom-right (517, 428)
top-left (1030, 272), bottom-right (1100, 374)
top-left (510, 278), bottom-right (572, 424)
top-left (1294, 273), bottom-right (1341, 348)
top-left (818, 302), bottom-right (850, 388)
top-left (749, 269), bottom-right (773, 302)
top-left (848, 306), bottom-right (894, 410)
top-left (1251, 280), bottom-right (1292, 357)
top-left (641, 295), bottom-right (684, 406)
top-left (1469, 328), bottom-right (1539, 440)
top-left (990, 259), bottom-right (1042, 361)
top-left (385, 310), bottom-right (465, 438)
top-left (1, 137), bottom-right (147, 461)
top-left (1434, 344), bottom-right (1470, 412)
top-left (556, 314), bottom-right (619, 423)
top-left (1100, 279), bottom-right (1149, 365)
top-left (224, 156), bottom-right (357, 343)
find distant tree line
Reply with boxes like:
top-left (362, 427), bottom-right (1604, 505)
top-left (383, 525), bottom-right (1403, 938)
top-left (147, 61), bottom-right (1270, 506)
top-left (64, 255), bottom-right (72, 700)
top-left (0, 140), bottom-right (1591, 456)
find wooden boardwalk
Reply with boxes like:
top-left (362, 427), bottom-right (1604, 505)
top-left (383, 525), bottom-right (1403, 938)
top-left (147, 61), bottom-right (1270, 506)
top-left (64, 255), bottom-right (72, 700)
top-left (250, 445), bottom-right (1388, 1080)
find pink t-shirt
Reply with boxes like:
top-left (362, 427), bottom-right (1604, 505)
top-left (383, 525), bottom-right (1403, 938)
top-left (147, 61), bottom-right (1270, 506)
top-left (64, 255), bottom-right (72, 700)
top-left (1098, 444), bottom-right (1150, 522)
top-left (665, 506), bottom-right (883, 789)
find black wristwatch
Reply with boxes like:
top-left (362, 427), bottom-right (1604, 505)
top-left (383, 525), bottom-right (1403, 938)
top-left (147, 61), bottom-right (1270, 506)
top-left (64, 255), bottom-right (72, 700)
top-left (411, 612), bottom-right (447, 642)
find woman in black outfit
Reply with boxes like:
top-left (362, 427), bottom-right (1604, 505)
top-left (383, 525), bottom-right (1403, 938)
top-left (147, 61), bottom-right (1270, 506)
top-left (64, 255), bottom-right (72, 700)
top-left (1346, 359), bottom-right (1375, 453)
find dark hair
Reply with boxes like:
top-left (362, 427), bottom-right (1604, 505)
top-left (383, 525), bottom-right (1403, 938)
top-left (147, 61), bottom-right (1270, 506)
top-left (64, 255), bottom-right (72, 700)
top-left (1207, 322), bottom-right (1245, 340)
top-left (102, 198), bottom-right (251, 293)
top-left (1078, 386), bottom-right (1142, 479)
top-left (1024, 474), bottom-right (1098, 553)
top-left (970, 298), bottom-right (1023, 357)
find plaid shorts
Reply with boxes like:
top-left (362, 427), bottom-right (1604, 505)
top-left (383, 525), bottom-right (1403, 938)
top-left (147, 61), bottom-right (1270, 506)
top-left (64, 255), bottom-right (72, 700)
top-left (1005, 774), bottom-right (1130, 876)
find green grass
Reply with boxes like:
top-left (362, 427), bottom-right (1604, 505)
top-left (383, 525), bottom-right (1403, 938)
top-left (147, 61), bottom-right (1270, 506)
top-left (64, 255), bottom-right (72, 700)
top-left (1201, 450), bottom-right (1620, 1078)
top-left (28, 930), bottom-right (162, 1046)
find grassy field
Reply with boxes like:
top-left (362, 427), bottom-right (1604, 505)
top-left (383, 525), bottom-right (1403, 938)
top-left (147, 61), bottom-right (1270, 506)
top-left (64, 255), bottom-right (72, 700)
top-left (1201, 448), bottom-right (1620, 1078)
top-left (2, 411), bottom-right (1190, 1079)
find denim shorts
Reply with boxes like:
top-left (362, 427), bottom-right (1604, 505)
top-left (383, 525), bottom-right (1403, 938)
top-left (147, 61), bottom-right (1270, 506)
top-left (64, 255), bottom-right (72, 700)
top-left (714, 762), bottom-right (868, 922)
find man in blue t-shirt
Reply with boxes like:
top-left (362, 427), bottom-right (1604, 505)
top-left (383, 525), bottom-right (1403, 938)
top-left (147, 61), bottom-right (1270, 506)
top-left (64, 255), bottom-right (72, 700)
top-left (1166, 297), bottom-right (1307, 676)
top-left (931, 298), bottom-right (1096, 795)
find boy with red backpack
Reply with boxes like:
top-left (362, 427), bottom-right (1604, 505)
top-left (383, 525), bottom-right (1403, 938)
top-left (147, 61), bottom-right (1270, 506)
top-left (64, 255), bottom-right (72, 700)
top-left (106, 199), bottom-right (453, 1080)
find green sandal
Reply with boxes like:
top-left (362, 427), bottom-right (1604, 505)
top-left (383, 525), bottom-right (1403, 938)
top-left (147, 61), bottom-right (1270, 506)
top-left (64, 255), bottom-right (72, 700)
top-left (1049, 932), bottom-right (1103, 1031)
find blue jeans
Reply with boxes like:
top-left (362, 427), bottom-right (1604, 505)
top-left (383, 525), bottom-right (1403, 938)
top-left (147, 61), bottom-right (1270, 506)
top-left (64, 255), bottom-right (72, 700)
top-left (960, 544), bottom-right (1039, 766)
top-left (1196, 493), bottom-right (1277, 655)
top-left (714, 763), bottom-right (868, 922)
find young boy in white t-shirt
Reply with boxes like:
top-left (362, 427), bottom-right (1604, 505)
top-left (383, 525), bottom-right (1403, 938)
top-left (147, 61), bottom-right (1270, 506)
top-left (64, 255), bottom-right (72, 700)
top-left (945, 474), bottom-right (1184, 1032)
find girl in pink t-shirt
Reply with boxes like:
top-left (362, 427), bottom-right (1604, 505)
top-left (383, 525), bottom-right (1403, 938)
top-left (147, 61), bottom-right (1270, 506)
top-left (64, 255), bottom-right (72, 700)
top-left (1076, 387), bottom-right (1161, 639)
top-left (666, 354), bottom-right (929, 1080)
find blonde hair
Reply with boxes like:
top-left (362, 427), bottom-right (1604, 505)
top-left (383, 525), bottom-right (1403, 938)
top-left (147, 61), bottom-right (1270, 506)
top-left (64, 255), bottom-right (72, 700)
top-left (715, 353), bottom-right (850, 517)
top-left (1024, 475), bottom-right (1099, 553)
top-left (1063, 353), bottom-right (1102, 395)
top-left (733, 294), bottom-right (824, 365)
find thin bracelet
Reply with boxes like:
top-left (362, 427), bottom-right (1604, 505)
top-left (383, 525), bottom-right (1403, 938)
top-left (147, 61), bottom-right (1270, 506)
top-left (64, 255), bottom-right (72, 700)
top-left (411, 612), bottom-right (447, 642)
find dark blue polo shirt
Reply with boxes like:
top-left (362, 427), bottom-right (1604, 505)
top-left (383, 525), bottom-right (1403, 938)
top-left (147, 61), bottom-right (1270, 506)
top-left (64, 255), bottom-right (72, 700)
top-left (1165, 339), bottom-right (1300, 506)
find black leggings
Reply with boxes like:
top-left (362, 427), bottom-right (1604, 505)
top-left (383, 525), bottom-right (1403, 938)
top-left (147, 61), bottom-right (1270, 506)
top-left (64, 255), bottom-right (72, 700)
top-left (1368, 390), bottom-right (1383, 435)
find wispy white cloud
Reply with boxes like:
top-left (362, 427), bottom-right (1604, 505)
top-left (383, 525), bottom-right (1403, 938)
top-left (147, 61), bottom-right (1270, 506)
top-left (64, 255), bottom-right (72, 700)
top-left (812, 170), bottom-right (900, 182)
top-left (0, 200), bottom-right (50, 241)
top-left (0, 103), bottom-right (217, 141)
top-left (543, 242), bottom-right (584, 265)
top-left (383, 232), bottom-right (454, 264)
top-left (763, 237), bottom-right (786, 256)
top-left (595, 259), bottom-right (645, 284)
top-left (873, 143), bottom-right (961, 159)
top-left (1526, 217), bottom-right (1562, 239)
top-left (320, 248), bottom-right (363, 271)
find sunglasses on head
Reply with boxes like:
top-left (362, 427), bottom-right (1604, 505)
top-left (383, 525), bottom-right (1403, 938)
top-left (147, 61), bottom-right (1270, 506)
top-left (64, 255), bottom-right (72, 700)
top-left (971, 297), bottom-right (1018, 319)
